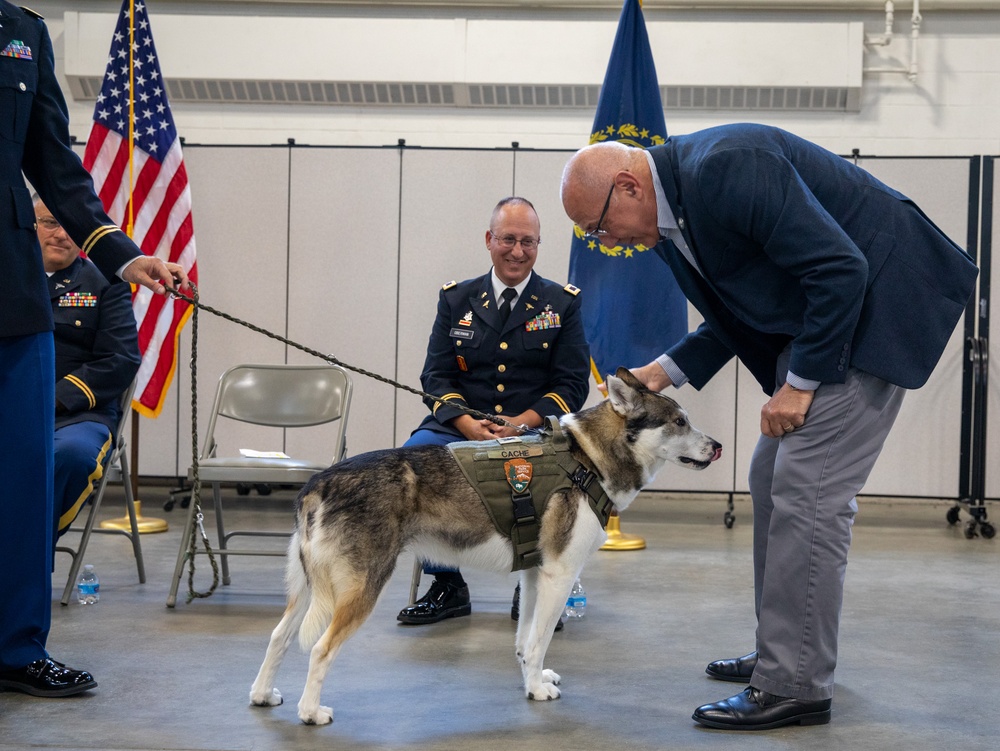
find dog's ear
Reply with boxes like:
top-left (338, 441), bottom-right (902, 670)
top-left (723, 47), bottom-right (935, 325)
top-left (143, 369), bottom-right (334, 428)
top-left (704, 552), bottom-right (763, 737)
top-left (614, 367), bottom-right (647, 391)
top-left (606, 372), bottom-right (641, 417)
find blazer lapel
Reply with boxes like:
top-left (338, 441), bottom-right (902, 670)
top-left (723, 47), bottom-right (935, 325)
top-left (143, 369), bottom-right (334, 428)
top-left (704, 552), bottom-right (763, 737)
top-left (470, 274), bottom-right (502, 331)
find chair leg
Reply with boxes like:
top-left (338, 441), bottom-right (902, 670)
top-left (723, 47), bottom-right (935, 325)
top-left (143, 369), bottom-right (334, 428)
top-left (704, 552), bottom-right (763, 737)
top-left (408, 557), bottom-right (423, 605)
top-left (166, 482), bottom-right (201, 608)
top-left (119, 452), bottom-right (146, 584)
top-left (60, 472), bottom-right (110, 606)
top-left (213, 483), bottom-right (231, 586)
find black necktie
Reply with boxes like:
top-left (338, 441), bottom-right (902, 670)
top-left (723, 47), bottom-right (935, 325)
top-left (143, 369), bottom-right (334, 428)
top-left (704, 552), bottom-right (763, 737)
top-left (498, 287), bottom-right (517, 325)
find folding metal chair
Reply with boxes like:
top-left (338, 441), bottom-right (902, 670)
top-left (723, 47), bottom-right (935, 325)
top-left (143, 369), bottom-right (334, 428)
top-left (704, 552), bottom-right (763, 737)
top-left (167, 363), bottom-right (352, 607)
top-left (56, 380), bottom-right (145, 606)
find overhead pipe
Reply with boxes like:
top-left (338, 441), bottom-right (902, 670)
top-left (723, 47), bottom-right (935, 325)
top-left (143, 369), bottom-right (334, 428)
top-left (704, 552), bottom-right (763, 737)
top-left (864, 0), bottom-right (922, 82)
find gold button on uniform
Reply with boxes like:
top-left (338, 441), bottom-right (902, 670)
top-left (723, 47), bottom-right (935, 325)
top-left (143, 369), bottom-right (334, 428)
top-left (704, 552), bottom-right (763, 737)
top-left (456, 340), bottom-right (462, 347)
top-left (497, 384), bottom-right (505, 392)
top-left (499, 342), bottom-right (508, 350)
top-left (495, 405), bottom-right (503, 413)
top-left (498, 364), bottom-right (506, 373)
top-left (75, 320), bottom-right (82, 327)
top-left (542, 342), bottom-right (549, 349)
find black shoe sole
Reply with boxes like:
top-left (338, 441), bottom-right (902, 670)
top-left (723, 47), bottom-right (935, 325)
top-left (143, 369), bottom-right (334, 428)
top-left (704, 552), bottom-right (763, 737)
top-left (0, 679), bottom-right (98, 697)
top-left (693, 708), bottom-right (831, 731)
top-left (705, 669), bottom-right (752, 683)
top-left (396, 604), bottom-right (471, 625)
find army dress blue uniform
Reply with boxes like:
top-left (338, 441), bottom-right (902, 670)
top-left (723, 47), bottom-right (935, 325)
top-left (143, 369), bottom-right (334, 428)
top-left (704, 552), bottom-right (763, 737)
top-left (1, 3), bottom-right (145, 678)
top-left (410, 270), bottom-right (591, 442)
top-left (51, 255), bottom-right (140, 545)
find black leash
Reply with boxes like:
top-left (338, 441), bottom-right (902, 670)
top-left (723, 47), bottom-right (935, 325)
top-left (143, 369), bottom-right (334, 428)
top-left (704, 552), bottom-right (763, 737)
top-left (165, 284), bottom-right (540, 601)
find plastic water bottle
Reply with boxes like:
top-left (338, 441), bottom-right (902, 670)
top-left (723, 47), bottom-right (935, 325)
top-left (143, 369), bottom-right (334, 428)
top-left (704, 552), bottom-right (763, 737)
top-left (564, 579), bottom-right (586, 619)
top-left (77, 564), bottom-right (100, 605)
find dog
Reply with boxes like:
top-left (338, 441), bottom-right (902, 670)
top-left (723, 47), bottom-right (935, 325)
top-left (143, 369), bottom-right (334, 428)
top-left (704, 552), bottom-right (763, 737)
top-left (249, 367), bottom-right (722, 725)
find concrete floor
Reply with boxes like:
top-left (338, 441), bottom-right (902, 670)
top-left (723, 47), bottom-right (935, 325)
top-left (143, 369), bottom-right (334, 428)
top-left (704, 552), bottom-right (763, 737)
top-left (1, 485), bottom-right (997, 751)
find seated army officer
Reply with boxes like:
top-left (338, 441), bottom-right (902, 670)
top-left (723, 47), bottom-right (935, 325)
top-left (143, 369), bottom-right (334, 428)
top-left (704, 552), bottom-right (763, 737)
top-left (396, 196), bottom-right (591, 625)
top-left (35, 197), bottom-right (141, 552)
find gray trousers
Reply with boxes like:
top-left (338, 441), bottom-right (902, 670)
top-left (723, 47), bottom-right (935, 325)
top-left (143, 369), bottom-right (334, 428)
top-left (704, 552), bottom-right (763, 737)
top-left (748, 355), bottom-right (905, 701)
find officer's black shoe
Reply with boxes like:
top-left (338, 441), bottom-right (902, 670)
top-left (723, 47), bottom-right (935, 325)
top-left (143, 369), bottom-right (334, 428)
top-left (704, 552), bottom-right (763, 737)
top-left (511, 583), bottom-right (564, 631)
top-left (0, 657), bottom-right (97, 697)
top-left (397, 579), bottom-right (471, 625)
top-left (692, 686), bottom-right (831, 730)
top-left (705, 651), bottom-right (758, 682)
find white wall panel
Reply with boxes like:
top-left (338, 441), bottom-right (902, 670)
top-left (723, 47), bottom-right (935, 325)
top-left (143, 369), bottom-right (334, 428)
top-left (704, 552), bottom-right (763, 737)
top-left (286, 147), bottom-right (401, 459)
top-left (853, 158), bottom-right (971, 498)
top-left (152, 147), bottom-right (291, 478)
top-left (987, 161), bottom-right (999, 499)
top-left (395, 149), bottom-right (514, 445)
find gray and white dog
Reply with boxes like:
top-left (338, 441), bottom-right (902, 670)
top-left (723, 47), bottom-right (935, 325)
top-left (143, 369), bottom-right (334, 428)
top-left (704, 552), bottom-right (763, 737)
top-left (250, 368), bottom-right (721, 725)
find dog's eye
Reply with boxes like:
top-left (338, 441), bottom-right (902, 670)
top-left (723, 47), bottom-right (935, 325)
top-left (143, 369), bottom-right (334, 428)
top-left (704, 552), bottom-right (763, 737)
top-left (674, 417), bottom-right (687, 428)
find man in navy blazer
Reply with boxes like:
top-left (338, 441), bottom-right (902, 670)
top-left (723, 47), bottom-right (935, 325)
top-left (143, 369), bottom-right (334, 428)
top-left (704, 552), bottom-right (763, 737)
top-left (0, 2), bottom-right (187, 699)
top-left (561, 124), bottom-right (977, 730)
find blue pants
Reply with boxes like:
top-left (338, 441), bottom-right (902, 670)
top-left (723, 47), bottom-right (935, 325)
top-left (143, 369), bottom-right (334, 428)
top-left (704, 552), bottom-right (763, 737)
top-left (53, 421), bottom-right (113, 546)
top-left (404, 428), bottom-right (462, 576)
top-left (0, 333), bottom-right (55, 671)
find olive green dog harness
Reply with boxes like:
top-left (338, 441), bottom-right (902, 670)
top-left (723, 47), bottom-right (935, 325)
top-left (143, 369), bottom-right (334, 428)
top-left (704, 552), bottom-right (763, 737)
top-left (448, 417), bottom-right (614, 571)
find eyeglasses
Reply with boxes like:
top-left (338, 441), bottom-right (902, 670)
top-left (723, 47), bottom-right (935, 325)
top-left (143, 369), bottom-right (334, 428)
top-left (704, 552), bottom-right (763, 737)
top-left (36, 216), bottom-right (62, 231)
top-left (490, 231), bottom-right (540, 251)
top-left (583, 183), bottom-right (615, 239)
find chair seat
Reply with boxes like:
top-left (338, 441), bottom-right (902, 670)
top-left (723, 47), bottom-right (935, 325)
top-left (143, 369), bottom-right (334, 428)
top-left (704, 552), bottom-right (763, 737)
top-left (190, 457), bottom-right (328, 485)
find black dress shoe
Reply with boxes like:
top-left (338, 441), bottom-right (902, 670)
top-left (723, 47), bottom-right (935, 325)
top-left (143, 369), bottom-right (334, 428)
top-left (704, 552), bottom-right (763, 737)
top-left (705, 650), bottom-right (758, 682)
top-left (511, 584), bottom-right (564, 631)
top-left (692, 686), bottom-right (831, 730)
top-left (0, 657), bottom-right (97, 697)
top-left (397, 579), bottom-right (471, 624)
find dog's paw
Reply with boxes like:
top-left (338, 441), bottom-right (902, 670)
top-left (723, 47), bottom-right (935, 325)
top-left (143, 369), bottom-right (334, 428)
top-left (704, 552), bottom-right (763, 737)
top-left (542, 668), bottom-right (561, 685)
top-left (249, 687), bottom-right (283, 707)
top-left (299, 704), bottom-right (334, 726)
top-left (526, 681), bottom-right (562, 701)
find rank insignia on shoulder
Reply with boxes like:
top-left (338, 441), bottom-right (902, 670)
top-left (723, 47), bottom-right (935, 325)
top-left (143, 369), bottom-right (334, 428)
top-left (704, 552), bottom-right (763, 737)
top-left (564, 283), bottom-right (581, 296)
top-left (442, 280), bottom-right (457, 290)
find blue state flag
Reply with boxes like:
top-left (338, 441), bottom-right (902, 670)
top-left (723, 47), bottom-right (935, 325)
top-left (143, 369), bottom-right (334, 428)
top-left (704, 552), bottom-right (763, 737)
top-left (568, 0), bottom-right (687, 383)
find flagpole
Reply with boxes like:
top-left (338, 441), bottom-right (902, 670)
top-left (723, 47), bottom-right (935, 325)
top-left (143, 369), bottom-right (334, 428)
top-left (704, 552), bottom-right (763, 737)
top-left (101, 0), bottom-right (168, 535)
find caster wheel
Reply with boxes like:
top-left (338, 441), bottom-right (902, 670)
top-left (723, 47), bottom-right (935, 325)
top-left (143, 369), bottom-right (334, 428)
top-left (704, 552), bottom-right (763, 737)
top-left (179, 494), bottom-right (191, 509)
top-left (236, 483), bottom-right (251, 496)
top-left (724, 512), bottom-right (735, 529)
top-left (981, 522), bottom-right (996, 540)
top-left (946, 506), bottom-right (961, 526)
top-left (163, 499), bottom-right (176, 512)
top-left (964, 520), bottom-right (978, 539)
top-left (255, 483), bottom-right (272, 496)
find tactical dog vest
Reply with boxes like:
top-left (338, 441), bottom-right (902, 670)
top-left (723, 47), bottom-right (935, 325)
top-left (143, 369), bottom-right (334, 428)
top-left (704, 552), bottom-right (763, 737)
top-left (448, 417), bottom-right (614, 571)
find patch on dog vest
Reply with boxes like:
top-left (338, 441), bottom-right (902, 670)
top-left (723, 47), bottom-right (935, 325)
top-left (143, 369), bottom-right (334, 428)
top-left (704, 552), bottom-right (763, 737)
top-left (448, 418), bottom-right (613, 571)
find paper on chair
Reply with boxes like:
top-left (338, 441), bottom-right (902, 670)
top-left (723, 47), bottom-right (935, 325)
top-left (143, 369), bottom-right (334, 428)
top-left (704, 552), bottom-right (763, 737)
top-left (239, 449), bottom-right (291, 459)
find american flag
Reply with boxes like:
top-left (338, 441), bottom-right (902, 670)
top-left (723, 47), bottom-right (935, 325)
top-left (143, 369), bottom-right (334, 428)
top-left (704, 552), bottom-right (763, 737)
top-left (83, 0), bottom-right (197, 418)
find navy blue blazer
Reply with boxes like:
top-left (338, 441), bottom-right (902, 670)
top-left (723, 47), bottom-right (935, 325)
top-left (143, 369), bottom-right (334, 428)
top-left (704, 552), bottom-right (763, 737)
top-left (648, 124), bottom-right (978, 393)
top-left (1, 3), bottom-right (141, 339)
top-left (51, 256), bottom-right (140, 435)
top-left (415, 270), bottom-right (591, 438)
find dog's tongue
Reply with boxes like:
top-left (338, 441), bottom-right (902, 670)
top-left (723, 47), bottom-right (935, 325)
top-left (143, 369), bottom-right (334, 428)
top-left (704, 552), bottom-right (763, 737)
top-left (711, 447), bottom-right (723, 462)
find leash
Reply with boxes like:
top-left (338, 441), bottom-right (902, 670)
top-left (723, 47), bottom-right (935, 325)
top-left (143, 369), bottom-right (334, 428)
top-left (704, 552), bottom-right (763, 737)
top-left (166, 284), bottom-right (540, 601)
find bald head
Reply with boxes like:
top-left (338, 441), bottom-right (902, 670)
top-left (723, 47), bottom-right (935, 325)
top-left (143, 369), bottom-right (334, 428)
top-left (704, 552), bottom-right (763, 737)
top-left (560, 142), bottom-right (661, 250)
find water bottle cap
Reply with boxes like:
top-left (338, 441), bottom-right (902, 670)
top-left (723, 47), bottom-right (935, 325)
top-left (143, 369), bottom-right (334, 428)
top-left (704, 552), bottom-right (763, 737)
top-left (83, 564), bottom-right (94, 571)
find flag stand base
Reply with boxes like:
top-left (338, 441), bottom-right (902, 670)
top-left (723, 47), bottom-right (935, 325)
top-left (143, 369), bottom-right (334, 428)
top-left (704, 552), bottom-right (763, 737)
top-left (100, 501), bottom-right (168, 534)
top-left (600, 513), bottom-right (646, 551)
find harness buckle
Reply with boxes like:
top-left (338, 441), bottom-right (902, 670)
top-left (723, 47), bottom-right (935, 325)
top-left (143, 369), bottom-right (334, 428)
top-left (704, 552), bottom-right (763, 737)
top-left (511, 491), bottom-right (536, 525)
top-left (570, 465), bottom-right (595, 492)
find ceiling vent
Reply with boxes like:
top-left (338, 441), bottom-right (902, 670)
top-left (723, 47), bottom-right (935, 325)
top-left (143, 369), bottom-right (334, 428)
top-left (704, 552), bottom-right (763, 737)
top-left (63, 13), bottom-right (863, 113)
